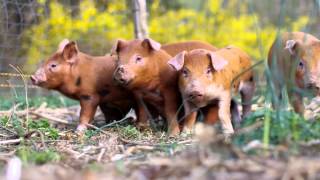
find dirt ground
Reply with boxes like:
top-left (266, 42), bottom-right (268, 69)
top-left (1, 104), bottom-right (320, 180)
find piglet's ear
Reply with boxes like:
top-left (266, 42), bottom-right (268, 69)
top-left (57, 39), bottom-right (70, 53)
top-left (62, 41), bottom-right (78, 64)
top-left (142, 38), bottom-right (161, 51)
top-left (168, 51), bottom-right (186, 71)
top-left (208, 52), bottom-right (228, 71)
top-left (285, 40), bottom-right (298, 55)
top-left (111, 39), bottom-right (126, 55)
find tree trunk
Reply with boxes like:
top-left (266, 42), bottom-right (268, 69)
top-left (132, 0), bottom-right (148, 39)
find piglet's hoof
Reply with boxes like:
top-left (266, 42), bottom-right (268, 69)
top-left (136, 122), bottom-right (150, 131)
top-left (167, 128), bottom-right (180, 137)
top-left (181, 128), bottom-right (194, 137)
top-left (75, 124), bottom-right (87, 136)
top-left (223, 133), bottom-right (233, 144)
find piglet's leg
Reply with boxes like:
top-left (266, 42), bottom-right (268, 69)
top-left (218, 93), bottom-right (234, 135)
top-left (134, 93), bottom-right (150, 129)
top-left (77, 96), bottom-right (99, 132)
top-left (240, 80), bottom-right (255, 118)
top-left (204, 105), bottom-right (219, 124)
top-left (183, 112), bottom-right (197, 133)
top-left (137, 99), bottom-right (149, 129)
top-left (182, 101), bottom-right (197, 133)
top-left (163, 90), bottom-right (180, 136)
top-left (290, 93), bottom-right (304, 115)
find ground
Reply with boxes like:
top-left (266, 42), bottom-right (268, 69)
top-left (1, 95), bottom-right (320, 179)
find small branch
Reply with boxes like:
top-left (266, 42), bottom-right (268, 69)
top-left (299, 139), bottom-right (320, 147)
top-left (97, 148), bottom-right (106, 162)
top-left (30, 111), bottom-right (74, 125)
top-left (235, 121), bottom-right (264, 136)
top-left (0, 139), bottom-right (21, 145)
top-left (85, 123), bottom-right (114, 136)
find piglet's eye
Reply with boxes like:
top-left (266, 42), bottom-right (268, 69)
top-left (206, 67), bottom-right (213, 74)
top-left (51, 64), bottom-right (57, 68)
top-left (135, 56), bottom-right (142, 63)
top-left (182, 69), bottom-right (188, 77)
top-left (298, 61), bottom-right (304, 70)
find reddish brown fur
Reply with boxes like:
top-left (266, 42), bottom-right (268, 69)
top-left (170, 47), bottom-right (254, 134)
top-left (162, 40), bottom-right (217, 56)
top-left (268, 32), bottom-right (320, 114)
top-left (31, 40), bottom-right (135, 131)
top-left (112, 39), bottom-right (217, 136)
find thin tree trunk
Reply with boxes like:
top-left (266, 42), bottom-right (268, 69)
top-left (132, 0), bottom-right (148, 39)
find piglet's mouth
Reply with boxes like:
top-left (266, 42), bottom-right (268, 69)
top-left (114, 76), bottom-right (132, 86)
top-left (30, 75), bottom-right (44, 86)
top-left (306, 83), bottom-right (320, 96)
top-left (187, 95), bottom-right (206, 108)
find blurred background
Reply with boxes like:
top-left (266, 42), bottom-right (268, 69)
top-left (0, 0), bottom-right (319, 98)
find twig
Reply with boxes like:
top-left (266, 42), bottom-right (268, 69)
top-left (100, 117), bottom-right (130, 129)
top-left (119, 137), bottom-right (196, 147)
top-left (0, 133), bottom-right (9, 137)
top-left (30, 111), bottom-right (74, 125)
top-left (0, 125), bottom-right (18, 136)
top-left (0, 139), bottom-right (21, 145)
top-left (97, 148), bottom-right (106, 162)
top-left (235, 121), bottom-right (264, 136)
top-left (85, 123), bottom-right (114, 136)
top-left (99, 108), bottom-right (136, 129)
top-left (299, 139), bottom-right (320, 147)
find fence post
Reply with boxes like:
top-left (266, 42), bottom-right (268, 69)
top-left (132, 0), bottom-right (148, 39)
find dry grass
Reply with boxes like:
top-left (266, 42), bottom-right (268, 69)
top-left (0, 98), bottom-right (320, 179)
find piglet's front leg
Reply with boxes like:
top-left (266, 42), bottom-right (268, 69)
top-left (182, 102), bottom-right (197, 133)
top-left (134, 92), bottom-right (150, 130)
top-left (77, 95), bottom-right (99, 132)
top-left (218, 93), bottom-right (234, 135)
top-left (163, 90), bottom-right (180, 136)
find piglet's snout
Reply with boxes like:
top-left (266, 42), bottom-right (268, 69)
top-left (116, 65), bottom-right (125, 74)
top-left (185, 81), bottom-right (205, 101)
top-left (31, 68), bottom-right (46, 85)
top-left (114, 65), bottom-right (131, 85)
top-left (188, 90), bottom-right (204, 100)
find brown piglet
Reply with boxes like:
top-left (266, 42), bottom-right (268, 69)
top-left (268, 32), bottom-right (320, 114)
top-left (168, 47), bottom-right (255, 135)
top-left (111, 38), bottom-right (217, 136)
top-left (31, 39), bottom-right (135, 132)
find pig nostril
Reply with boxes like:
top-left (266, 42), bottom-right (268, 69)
top-left (118, 78), bottom-right (126, 84)
top-left (117, 67), bottom-right (124, 73)
top-left (188, 92), bottom-right (203, 99)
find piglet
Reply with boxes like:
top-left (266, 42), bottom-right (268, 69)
top-left (31, 39), bottom-right (135, 132)
top-left (168, 47), bottom-right (255, 135)
top-left (268, 32), bottom-right (320, 114)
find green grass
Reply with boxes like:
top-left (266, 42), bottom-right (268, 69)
top-left (16, 146), bottom-right (61, 165)
top-left (234, 108), bottom-right (320, 147)
top-left (1, 115), bottom-right (61, 140)
top-left (0, 93), bottom-right (77, 110)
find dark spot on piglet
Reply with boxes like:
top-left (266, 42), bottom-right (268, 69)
top-left (98, 89), bottom-right (110, 97)
top-left (80, 95), bottom-right (91, 100)
top-left (75, 77), bottom-right (81, 86)
top-left (249, 76), bottom-right (254, 82)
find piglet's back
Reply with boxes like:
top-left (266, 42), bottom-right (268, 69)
top-left (213, 46), bottom-right (253, 89)
top-left (162, 40), bottom-right (217, 56)
top-left (216, 46), bottom-right (252, 72)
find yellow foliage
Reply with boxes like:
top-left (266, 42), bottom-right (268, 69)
top-left (22, 0), bottom-right (308, 72)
